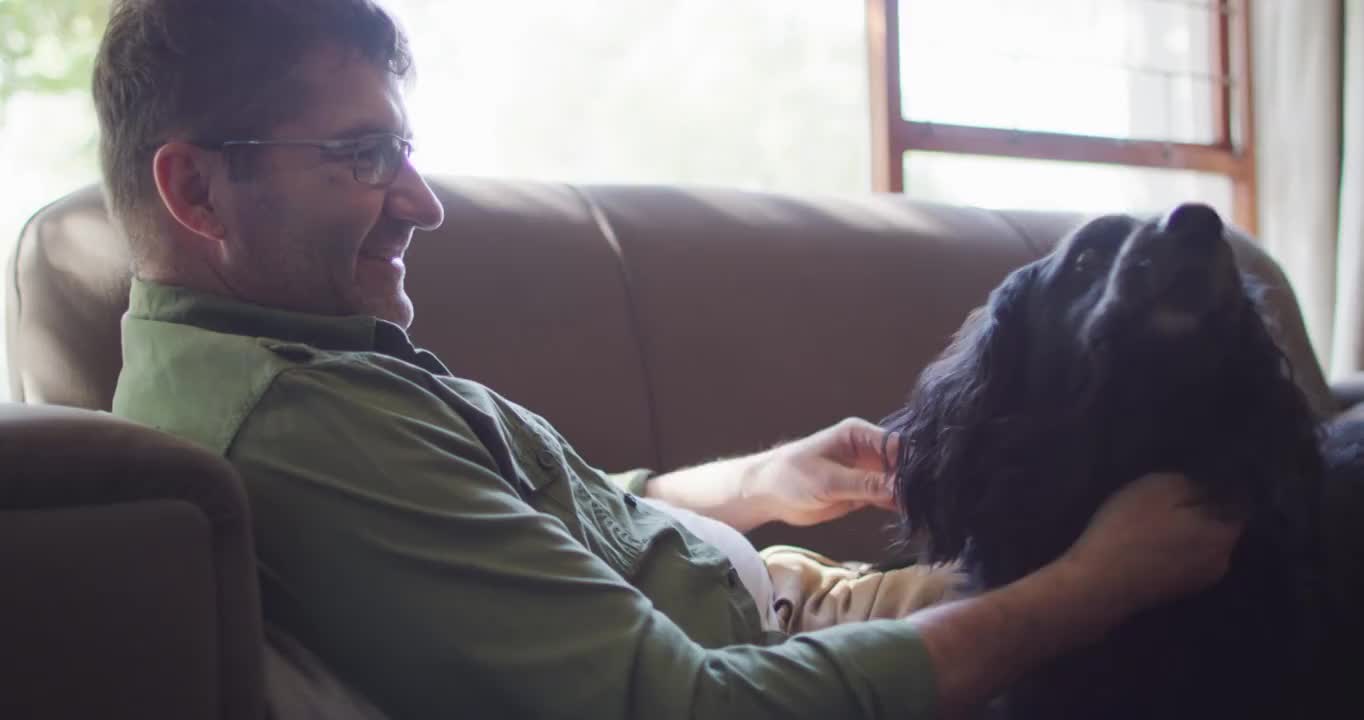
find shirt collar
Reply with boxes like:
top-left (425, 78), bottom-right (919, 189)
top-left (127, 278), bottom-right (384, 352)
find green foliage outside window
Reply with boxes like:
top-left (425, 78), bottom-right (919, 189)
top-left (0, 0), bottom-right (109, 113)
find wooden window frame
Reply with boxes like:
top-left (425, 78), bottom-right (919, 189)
top-left (866, 0), bottom-right (1258, 234)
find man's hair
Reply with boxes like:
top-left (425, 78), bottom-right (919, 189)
top-left (92, 0), bottom-right (412, 259)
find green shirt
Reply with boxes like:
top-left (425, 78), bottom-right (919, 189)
top-left (112, 279), bottom-right (936, 720)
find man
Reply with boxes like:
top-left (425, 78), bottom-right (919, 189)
top-left (94, 1), bottom-right (1242, 718)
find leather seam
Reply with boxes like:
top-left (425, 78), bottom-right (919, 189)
top-left (995, 210), bottom-right (1046, 259)
top-left (568, 185), bottom-right (665, 472)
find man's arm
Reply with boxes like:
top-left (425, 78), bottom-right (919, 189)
top-left (643, 417), bottom-right (898, 532)
top-left (909, 561), bottom-right (1117, 717)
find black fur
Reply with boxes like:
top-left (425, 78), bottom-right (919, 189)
top-left (882, 206), bottom-right (1324, 719)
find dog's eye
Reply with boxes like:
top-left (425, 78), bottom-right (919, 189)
top-left (1072, 248), bottom-right (1099, 274)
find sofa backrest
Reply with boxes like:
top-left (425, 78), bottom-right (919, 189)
top-left (7, 177), bottom-right (1332, 555)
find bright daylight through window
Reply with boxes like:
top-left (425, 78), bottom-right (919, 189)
top-left (886, 0), bottom-right (1249, 224)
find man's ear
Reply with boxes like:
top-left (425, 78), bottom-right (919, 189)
top-left (151, 142), bottom-right (227, 243)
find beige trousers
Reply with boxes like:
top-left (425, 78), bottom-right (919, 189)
top-left (760, 545), bottom-right (968, 635)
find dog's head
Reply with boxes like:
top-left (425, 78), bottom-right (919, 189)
top-left (883, 204), bottom-right (1322, 582)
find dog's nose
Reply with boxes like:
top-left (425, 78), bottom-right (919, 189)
top-left (1158, 203), bottom-right (1223, 242)
top-left (1112, 204), bottom-right (1230, 309)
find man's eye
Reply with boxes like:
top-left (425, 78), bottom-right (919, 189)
top-left (327, 142), bottom-right (380, 171)
top-left (355, 143), bottom-right (386, 166)
top-left (321, 141), bottom-right (380, 163)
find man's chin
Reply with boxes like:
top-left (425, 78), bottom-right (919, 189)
top-left (356, 291), bottom-right (414, 328)
top-left (351, 264), bottom-right (413, 326)
top-left (379, 296), bottom-right (415, 328)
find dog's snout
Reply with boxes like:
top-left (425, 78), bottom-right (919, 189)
top-left (1159, 202), bottom-right (1223, 240)
top-left (1104, 203), bottom-right (1236, 323)
top-left (1124, 204), bottom-right (1230, 284)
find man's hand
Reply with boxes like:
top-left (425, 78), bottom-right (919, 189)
top-left (907, 471), bottom-right (1244, 718)
top-left (1058, 471), bottom-right (1245, 617)
top-left (745, 417), bottom-right (899, 527)
top-left (642, 417), bottom-right (899, 532)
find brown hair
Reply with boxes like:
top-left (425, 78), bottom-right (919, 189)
top-left (92, 0), bottom-right (412, 259)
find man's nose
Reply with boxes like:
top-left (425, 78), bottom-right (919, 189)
top-left (384, 161), bottom-right (445, 231)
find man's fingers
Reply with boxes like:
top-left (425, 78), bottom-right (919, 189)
top-left (825, 469), bottom-right (896, 505)
top-left (833, 417), bottom-right (900, 469)
top-left (871, 494), bottom-right (898, 512)
top-left (883, 432), bottom-right (901, 461)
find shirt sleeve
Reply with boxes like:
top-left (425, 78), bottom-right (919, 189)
top-left (228, 361), bottom-right (937, 720)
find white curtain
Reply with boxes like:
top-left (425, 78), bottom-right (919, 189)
top-left (1330, 0), bottom-right (1364, 378)
top-left (1254, 0), bottom-right (1364, 379)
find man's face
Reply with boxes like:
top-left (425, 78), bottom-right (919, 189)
top-left (209, 46), bottom-right (444, 328)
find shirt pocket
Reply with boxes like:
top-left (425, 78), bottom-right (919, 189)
top-left (504, 415), bottom-right (588, 543)
top-left (509, 411), bottom-right (661, 577)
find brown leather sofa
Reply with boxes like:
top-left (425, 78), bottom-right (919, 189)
top-left (3, 177), bottom-right (1339, 718)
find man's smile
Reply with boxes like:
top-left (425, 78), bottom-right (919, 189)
top-left (358, 238), bottom-right (409, 267)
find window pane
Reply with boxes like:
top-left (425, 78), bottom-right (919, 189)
top-left (387, 0), bottom-right (871, 194)
top-left (899, 0), bottom-right (1220, 144)
top-left (904, 151), bottom-right (1234, 218)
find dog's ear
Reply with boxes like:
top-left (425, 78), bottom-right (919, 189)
top-left (882, 266), bottom-right (1035, 565)
top-left (1212, 289), bottom-right (1324, 529)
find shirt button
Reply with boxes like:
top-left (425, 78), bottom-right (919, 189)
top-left (623, 493), bottom-right (638, 508)
top-left (535, 449), bottom-right (557, 469)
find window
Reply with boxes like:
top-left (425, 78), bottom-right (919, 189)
top-left (867, 0), bottom-right (1256, 230)
top-left (385, 0), bottom-right (870, 194)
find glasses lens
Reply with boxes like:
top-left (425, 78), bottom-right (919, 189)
top-left (346, 135), bottom-right (411, 185)
top-left (365, 136), bottom-right (412, 186)
top-left (353, 141), bottom-right (382, 185)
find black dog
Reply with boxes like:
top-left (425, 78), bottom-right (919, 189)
top-left (881, 204), bottom-right (1324, 719)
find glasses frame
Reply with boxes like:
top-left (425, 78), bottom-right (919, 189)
top-left (193, 132), bottom-right (414, 187)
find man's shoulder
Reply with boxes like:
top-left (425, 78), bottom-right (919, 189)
top-left (113, 319), bottom-right (412, 454)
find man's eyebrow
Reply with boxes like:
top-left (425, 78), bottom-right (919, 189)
top-left (331, 122), bottom-right (412, 139)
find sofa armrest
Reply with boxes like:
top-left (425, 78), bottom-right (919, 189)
top-left (0, 404), bottom-right (264, 720)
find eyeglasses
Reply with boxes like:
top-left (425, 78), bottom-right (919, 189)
top-left (194, 132), bottom-right (414, 187)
